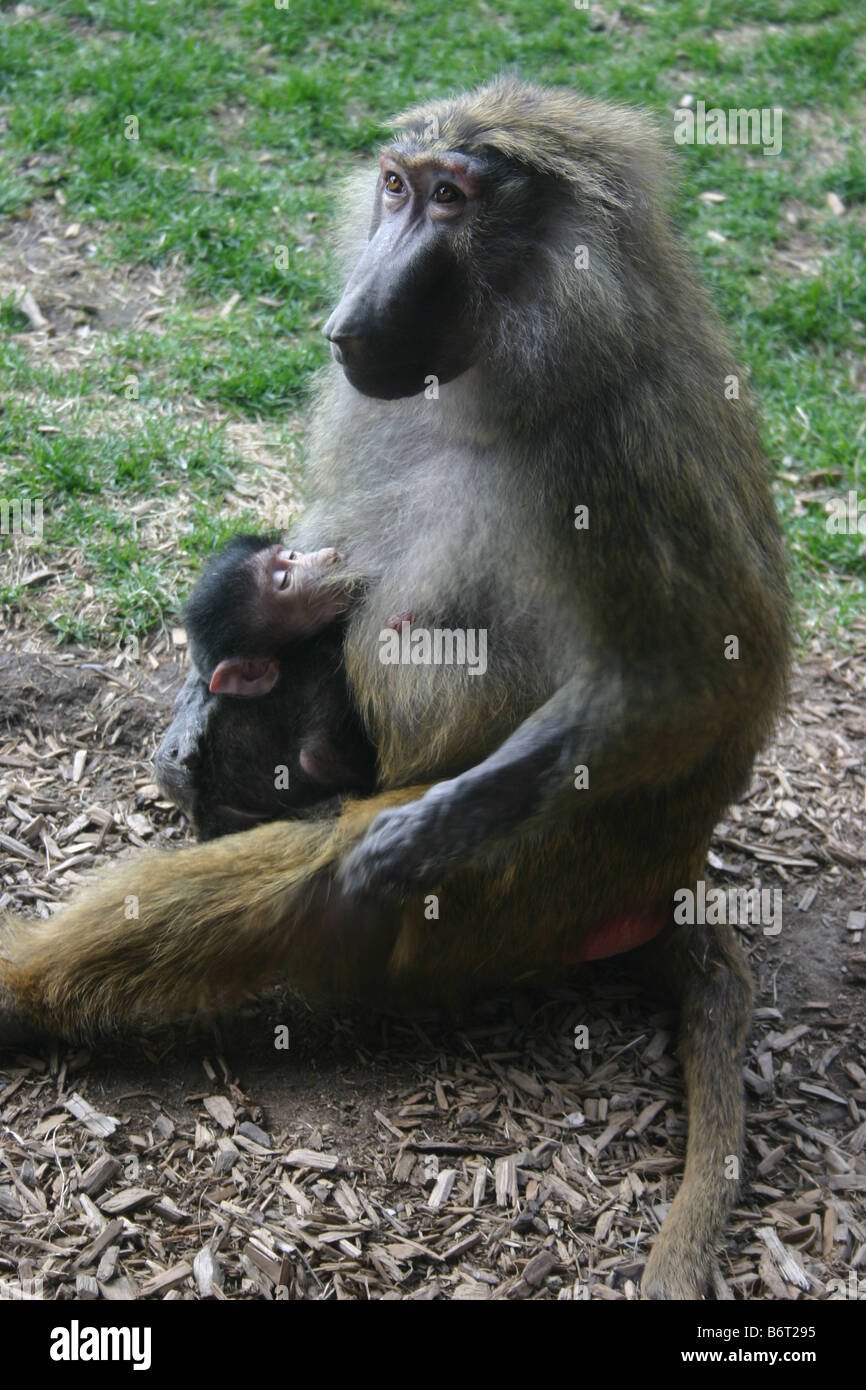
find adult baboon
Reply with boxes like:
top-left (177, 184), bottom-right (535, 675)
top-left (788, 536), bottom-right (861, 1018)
top-left (0, 78), bottom-right (789, 1299)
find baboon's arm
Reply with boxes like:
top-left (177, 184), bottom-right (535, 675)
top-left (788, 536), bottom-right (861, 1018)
top-left (339, 672), bottom-right (727, 894)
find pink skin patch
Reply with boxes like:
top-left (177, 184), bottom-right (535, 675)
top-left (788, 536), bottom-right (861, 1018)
top-left (566, 908), bottom-right (668, 964)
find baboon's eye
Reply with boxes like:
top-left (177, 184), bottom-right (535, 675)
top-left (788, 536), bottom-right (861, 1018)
top-left (384, 172), bottom-right (404, 194)
top-left (432, 182), bottom-right (460, 204)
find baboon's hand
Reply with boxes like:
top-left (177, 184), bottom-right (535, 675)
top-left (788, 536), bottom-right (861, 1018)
top-left (339, 704), bottom-right (568, 895)
top-left (338, 780), bottom-right (469, 895)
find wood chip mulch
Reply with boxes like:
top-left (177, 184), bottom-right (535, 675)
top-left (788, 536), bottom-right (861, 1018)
top-left (0, 628), bottom-right (864, 1300)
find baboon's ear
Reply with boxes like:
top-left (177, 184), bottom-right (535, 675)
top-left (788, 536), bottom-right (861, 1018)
top-left (209, 658), bottom-right (280, 698)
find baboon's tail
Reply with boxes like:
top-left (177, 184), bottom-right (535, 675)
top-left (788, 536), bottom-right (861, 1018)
top-left (0, 788), bottom-right (424, 1040)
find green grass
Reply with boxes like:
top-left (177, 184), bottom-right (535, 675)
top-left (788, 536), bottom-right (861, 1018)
top-left (0, 0), bottom-right (864, 643)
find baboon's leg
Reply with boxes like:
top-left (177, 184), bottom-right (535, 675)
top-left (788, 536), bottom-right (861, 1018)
top-left (0, 788), bottom-right (423, 1041)
top-left (0, 978), bottom-right (43, 1048)
top-left (635, 920), bottom-right (753, 1300)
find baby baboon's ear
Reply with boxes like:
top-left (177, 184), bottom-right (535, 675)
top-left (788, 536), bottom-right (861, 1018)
top-left (209, 658), bottom-right (280, 698)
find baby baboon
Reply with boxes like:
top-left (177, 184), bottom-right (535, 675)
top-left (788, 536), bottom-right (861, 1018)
top-left (155, 535), bottom-right (375, 837)
top-left (1, 79), bottom-right (789, 1300)
top-left (184, 534), bottom-right (352, 696)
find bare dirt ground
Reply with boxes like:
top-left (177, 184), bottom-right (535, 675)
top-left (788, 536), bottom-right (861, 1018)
top-left (0, 630), bottom-right (864, 1301)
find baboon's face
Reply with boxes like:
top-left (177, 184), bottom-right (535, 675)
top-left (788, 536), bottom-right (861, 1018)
top-left (323, 149), bottom-right (486, 399)
top-left (154, 669), bottom-right (321, 839)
